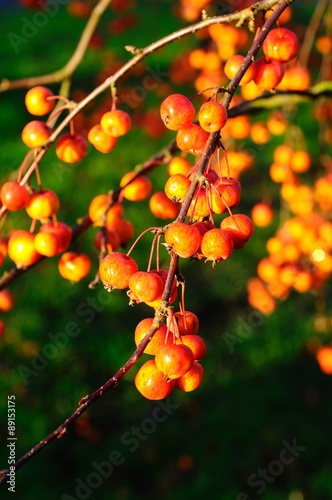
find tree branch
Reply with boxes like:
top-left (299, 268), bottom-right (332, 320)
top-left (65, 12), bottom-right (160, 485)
top-left (0, 0), bottom-right (113, 93)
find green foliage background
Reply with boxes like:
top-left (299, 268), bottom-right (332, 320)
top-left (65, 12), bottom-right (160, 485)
top-left (0, 2), bottom-right (331, 499)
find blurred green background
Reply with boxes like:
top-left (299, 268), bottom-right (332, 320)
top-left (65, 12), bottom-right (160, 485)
top-left (0, 1), bottom-right (331, 499)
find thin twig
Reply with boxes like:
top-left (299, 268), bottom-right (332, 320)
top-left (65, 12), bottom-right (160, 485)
top-left (0, 0), bottom-right (113, 93)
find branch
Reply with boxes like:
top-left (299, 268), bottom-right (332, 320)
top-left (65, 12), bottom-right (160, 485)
top-left (0, 0), bottom-right (113, 93)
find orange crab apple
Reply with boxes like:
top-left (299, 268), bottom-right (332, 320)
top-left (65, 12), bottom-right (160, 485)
top-left (155, 343), bottom-right (194, 379)
top-left (160, 93), bottom-right (195, 131)
top-left (58, 252), bottom-right (91, 282)
top-left (25, 86), bottom-right (55, 116)
top-left (134, 360), bottom-right (175, 400)
top-left (99, 252), bottom-right (138, 291)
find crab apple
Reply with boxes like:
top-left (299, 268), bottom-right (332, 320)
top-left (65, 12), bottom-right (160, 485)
top-left (175, 362), bottom-right (204, 392)
top-left (160, 93), bottom-right (195, 131)
top-left (224, 55), bottom-right (256, 85)
top-left (25, 86), bottom-right (55, 116)
top-left (165, 222), bottom-right (202, 258)
top-left (168, 156), bottom-right (192, 176)
top-left (58, 252), bottom-right (91, 283)
top-left (212, 177), bottom-right (241, 213)
top-left (134, 360), bottom-right (175, 400)
top-left (22, 120), bottom-right (52, 148)
top-left (263, 27), bottom-right (299, 63)
top-left (56, 133), bottom-right (88, 163)
top-left (201, 228), bottom-right (234, 262)
top-left (155, 343), bottom-right (194, 379)
top-left (26, 189), bottom-right (60, 220)
top-left (106, 219), bottom-right (134, 246)
top-left (134, 318), bottom-right (172, 355)
top-left (254, 57), bottom-right (285, 90)
top-left (88, 124), bottom-right (118, 153)
top-left (0, 182), bottom-right (30, 211)
top-left (120, 171), bottom-right (152, 201)
top-left (164, 173), bottom-right (191, 203)
top-left (0, 289), bottom-right (15, 312)
top-left (176, 335), bottom-right (206, 360)
top-left (220, 213), bottom-right (254, 249)
top-left (0, 320), bottom-right (5, 337)
top-left (316, 346), bottom-right (332, 375)
top-left (198, 101), bottom-right (228, 132)
top-left (39, 221), bottom-right (72, 253)
top-left (251, 203), bottom-right (274, 227)
top-left (99, 252), bottom-right (138, 291)
top-left (128, 271), bottom-right (164, 303)
top-left (100, 110), bottom-right (131, 137)
top-left (145, 269), bottom-right (177, 308)
top-left (149, 192), bottom-right (180, 219)
top-left (34, 231), bottom-right (60, 257)
top-left (88, 195), bottom-right (124, 227)
top-left (176, 124), bottom-right (209, 155)
top-left (175, 310), bottom-right (200, 336)
top-left (8, 230), bottom-right (41, 267)
top-left (93, 228), bottom-right (121, 253)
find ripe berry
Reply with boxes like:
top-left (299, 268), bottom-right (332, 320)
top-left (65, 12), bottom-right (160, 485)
top-left (164, 173), bottom-right (191, 203)
top-left (22, 120), bottom-right (52, 148)
top-left (175, 310), bottom-right (200, 336)
top-left (316, 346), bottom-right (332, 375)
top-left (99, 252), bottom-right (138, 291)
top-left (8, 230), bottom-right (41, 267)
top-left (201, 228), bottom-right (234, 262)
top-left (160, 94), bottom-right (195, 131)
top-left (0, 182), bottom-right (30, 211)
top-left (58, 252), bottom-right (91, 282)
top-left (198, 101), bottom-right (228, 132)
top-left (128, 271), bottom-right (164, 304)
top-left (176, 335), bottom-right (206, 360)
top-left (168, 156), bottom-right (192, 176)
top-left (25, 86), bottom-right (55, 116)
top-left (165, 222), bottom-right (202, 258)
top-left (254, 57), bottom-right (285, 90)
top-left (212, 177), bottom-right (242, 213)
top-left (93, 228), bottom-right (121, 253)
top-left (88, 124), bottom-right (118, 153)
top-left (176, 124), bottom-right (209, 155)
top-left (134, 360), bottom-right (175, 400)
top-left (149, 192), bottom-right (180, 220)
top-left (251, 203), bottom-right (274, 227)
top-left (224, 55), bottom-right (256, 85)
top-left (26, 189), bottom-right (60, 220)
top-left (88, 195), bottom-right (124, 227)
top-left (120, 172), bottom-right (152, 201)
top-left (155, 343), bottom-right (194, 379)
top-left (134, 318), bottom-right (172, 355)
top-left (175, 362), bottom-right (204, 392)
top-left (34, 231), bottom-right (60, 257)
top-left (263, 27), bottom-right (299, 63)
top-left (220, 214), bottom-right (254, 249)
top-left (39, 221), bottom-right (72, 253)
top-left (100, 110), bottom-right (131, 137)
top-left (56, 133), bottom-right (88, 163)
top-left (0, 289), bottom-right (15, 312)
